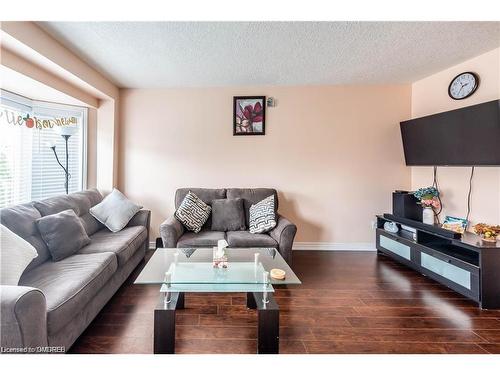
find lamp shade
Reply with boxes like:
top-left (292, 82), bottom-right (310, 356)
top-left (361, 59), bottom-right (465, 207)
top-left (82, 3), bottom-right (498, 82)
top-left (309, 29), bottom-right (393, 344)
top-left (55, 126), bottom-right (78, 136)
top-left (45, 139), bottom-right (57, 148)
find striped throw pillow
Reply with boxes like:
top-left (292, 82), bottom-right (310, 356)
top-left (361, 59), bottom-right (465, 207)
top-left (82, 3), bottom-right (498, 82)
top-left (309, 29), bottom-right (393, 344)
top-left (249, 195), bottom-right (277, 234)
top-left (175, 191), bottom-right (211, 233)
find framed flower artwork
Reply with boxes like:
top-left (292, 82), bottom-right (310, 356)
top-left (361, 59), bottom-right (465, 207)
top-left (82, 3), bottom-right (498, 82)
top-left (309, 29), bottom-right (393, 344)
top-left (233, 96), bottom-right (266, 135)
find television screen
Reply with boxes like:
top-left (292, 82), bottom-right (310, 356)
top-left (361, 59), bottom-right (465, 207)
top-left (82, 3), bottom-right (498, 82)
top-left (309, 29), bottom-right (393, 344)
top-left (400, 100), bottom-right (500, 166)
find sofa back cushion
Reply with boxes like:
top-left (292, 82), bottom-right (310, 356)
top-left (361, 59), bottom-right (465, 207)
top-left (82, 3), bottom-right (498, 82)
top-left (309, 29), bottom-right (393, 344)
top-left (211, 198), bottom-right (246, 232)
top-left (0, 203), bottom-right (50, 271)
top-left (33, 189), bottom-right (104, 236)
top-left (226, 188), bottom-right (279, 227)
top-left (175, 188), bottom-right (226, 230)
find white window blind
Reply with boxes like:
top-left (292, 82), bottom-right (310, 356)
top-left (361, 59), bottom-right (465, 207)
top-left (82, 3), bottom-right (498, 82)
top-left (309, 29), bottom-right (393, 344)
top-left (0, 90), bottom-right (87, 208)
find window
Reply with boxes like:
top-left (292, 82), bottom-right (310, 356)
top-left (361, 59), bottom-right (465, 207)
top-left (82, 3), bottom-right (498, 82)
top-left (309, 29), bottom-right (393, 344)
top-left (0, 90), bottom-right (87, 207)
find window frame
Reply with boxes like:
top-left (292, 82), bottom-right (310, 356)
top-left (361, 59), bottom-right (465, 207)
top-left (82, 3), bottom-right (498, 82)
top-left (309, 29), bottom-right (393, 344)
top-left (0, 89), bottom-right (89, 200)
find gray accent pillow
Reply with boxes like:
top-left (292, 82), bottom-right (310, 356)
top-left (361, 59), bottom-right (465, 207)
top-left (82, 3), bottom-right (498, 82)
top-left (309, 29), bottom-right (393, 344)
top-left (175, 191), bottom-right (211, 233)
top-left (211, 198), bottom-right (246, 232)
top-left (249, 195), bottom-right (277, 234)
top-left (36, 209), bottom-right (91, 261)
top-left (90, 188), bottom-right (142, 233)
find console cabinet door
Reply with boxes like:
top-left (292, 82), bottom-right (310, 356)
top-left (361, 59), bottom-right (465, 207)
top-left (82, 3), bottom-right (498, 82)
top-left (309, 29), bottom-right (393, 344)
top-left (376, 229), bottom-right (415, 265)
top-left (415, 246), bottom-right (480, 301)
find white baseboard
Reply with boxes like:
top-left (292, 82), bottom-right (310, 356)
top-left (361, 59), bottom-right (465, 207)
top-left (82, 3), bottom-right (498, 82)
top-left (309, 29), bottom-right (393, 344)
top-left (150, 241), bottom-right (376, 251)
top-left (292, 242), bottom-right (376, 251)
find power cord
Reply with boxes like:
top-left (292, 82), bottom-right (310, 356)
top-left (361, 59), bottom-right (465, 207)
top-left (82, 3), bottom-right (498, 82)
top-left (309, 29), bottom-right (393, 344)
top-left (432, 166), bottom-right (443, 224)
top-left (465, 166), bottom-right (475, 230)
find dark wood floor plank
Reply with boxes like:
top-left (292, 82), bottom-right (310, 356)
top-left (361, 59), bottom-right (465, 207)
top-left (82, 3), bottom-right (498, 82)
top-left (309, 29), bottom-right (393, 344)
top-left (69, 250), bottom-right (500, 354)
top-left (310, 327), bottom-right (486, 343)
top-left (354, 306), bottom-right (500, 318)
top-left (303, 341), bottom-right (488, 354)
top-left (175, 339), bottom-right (256, 354)
top-left (360, 297), bottom-right (477, 308)
top-left (479, 343), bottom-right (500, 354)
top-left (473, 330), bottom-right (500, 343)
top-left (348, 316), bottom-right (500, 330)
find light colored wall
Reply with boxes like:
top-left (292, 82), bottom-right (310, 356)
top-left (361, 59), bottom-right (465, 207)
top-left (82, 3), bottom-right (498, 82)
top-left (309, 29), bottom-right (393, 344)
top-left (411, 48), bottom-right (500, 226)
top-left (87, 108), bottom-right (98, 188)
top-left (119, 85), bottom-right (412, 245)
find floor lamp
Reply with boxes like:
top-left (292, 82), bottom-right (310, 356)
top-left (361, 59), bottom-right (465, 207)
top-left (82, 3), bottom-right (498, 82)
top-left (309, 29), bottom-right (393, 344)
top-left (47, 126), bottom-right (78, 194)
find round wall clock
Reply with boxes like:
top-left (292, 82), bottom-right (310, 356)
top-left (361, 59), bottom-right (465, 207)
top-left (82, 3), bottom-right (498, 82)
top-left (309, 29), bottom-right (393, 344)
top-left (448, 72), bottom-right (479, 100)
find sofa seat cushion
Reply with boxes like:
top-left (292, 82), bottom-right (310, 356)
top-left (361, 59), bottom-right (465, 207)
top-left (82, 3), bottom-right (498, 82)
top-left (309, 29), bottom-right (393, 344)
top-left (78, 226), bottom-right (147, 267)
top-left (226, 231), bottom-right (278, 248)
top-left (19, 252), bottom-right (117, 335)
top-left (177, 231), bottom-right (225, 247)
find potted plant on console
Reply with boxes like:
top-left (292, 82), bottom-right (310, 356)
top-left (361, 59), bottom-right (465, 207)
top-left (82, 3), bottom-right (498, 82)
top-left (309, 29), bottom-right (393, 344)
top-left (413, 187), bottom-right (440, 225)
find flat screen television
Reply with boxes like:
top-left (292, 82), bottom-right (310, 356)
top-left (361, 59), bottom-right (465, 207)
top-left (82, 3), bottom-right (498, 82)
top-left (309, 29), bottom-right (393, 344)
top-left (400, 100), bottom-right (500, 166)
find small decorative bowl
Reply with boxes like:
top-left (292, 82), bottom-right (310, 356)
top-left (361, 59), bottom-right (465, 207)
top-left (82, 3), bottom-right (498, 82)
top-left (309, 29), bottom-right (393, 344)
top-left (480, 234), bottom-right (498, 243)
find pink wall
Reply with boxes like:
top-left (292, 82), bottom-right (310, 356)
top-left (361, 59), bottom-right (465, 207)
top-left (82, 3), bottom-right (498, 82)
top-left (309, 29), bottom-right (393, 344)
top-left (411, 48), bottom-right (500, 227)
top-left (119, 85), bottom-right (411, 246)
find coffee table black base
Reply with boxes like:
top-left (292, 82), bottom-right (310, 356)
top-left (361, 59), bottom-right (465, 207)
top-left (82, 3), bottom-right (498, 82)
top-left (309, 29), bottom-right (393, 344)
top-left (153, 291), bottom-right (279, 354)
top-left (247, 292), bottom-right (280, 354)
top-left (154, 292), bottom-right (184, 354)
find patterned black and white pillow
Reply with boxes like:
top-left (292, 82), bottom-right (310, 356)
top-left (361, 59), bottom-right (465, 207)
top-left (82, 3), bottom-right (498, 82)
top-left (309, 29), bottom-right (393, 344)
top-left (249, 195), bottom-right (277, 234)
top-left (175, 191), bottom-right (211, 233)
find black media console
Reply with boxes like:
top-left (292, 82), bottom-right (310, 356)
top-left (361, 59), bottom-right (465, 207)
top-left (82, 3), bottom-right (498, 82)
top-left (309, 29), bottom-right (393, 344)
top-left (376, 214), bottom-right (500, 309)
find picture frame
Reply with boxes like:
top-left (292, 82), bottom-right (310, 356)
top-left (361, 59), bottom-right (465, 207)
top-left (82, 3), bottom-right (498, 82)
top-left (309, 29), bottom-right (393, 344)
top-left (233, 96), bottom-right (266, 136)
top-left (442, 216), bottom-right (468, 234)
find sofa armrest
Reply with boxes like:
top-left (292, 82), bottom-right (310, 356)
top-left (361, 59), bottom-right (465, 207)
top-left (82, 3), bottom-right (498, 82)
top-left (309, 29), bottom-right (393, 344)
top-left (160, 215), bottom-right (185, 248)
top-left (127, 209), bottom-right (151, 228)
top-left (127, 209), bottom-right (151, 244)
top-left (1, 285), bottom-right (48, 351)
top-left (269, 215), bottom-right (297, 265)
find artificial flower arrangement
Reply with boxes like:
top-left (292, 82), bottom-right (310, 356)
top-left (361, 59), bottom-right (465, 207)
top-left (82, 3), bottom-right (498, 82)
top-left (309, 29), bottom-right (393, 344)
top-left (413, 187), bottom-right (441, 209)
top-left (473, 223), bottom-right (500, 242)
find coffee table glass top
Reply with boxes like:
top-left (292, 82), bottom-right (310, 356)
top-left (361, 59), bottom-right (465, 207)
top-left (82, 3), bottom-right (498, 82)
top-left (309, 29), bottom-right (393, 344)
top-left (134, 248), bottom-right (301, 293)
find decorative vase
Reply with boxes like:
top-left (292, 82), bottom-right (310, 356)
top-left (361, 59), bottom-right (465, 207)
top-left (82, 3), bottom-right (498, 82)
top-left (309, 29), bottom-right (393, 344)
top-left (422, 207), bottom-right (435, 225)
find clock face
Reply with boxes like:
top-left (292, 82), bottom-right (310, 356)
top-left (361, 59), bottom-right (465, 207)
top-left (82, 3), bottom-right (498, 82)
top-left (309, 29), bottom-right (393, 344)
top-left (448, 72), bottom-right (479, 100)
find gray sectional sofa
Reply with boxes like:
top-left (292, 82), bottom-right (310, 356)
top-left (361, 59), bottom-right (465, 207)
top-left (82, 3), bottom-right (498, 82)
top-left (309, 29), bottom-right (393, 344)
top-left (160, 188), bottom-right (297, 264)
top-left (0, 189), bottom-right (150, 352)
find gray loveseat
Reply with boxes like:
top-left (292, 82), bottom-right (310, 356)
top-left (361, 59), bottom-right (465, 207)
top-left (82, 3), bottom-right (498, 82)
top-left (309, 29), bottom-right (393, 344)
top-left (0, 189), bottom-right (150, 352)
top-left (160, 188), bottom-right (297, 264)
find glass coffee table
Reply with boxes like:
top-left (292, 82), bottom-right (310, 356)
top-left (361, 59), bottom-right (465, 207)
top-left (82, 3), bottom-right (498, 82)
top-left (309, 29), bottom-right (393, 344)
top-left (134, 247), bottom-right (301, 354)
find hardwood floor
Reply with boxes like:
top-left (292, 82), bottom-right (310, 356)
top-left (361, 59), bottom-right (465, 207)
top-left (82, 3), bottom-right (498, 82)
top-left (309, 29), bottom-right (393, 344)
top-left (69, 250), bottom-right (500, 354)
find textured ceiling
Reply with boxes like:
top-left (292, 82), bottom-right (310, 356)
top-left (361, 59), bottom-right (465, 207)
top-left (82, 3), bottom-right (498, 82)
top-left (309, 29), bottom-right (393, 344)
top-left (38, 22), bottom-right (500, 88)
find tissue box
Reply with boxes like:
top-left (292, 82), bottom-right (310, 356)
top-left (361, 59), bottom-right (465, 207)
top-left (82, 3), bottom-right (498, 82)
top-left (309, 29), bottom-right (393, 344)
top-left (212, 249), bottom-right (228, 268)
top-left (213, 240), bottom-right (229, 268)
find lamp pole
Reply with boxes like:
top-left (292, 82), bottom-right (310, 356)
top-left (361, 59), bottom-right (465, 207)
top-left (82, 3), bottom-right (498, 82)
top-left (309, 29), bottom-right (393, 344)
top-left (49, 134), bottom-right (72, 194)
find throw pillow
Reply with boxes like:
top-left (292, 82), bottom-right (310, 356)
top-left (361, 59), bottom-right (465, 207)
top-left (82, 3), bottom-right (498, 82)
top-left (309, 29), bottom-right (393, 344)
top-left (36, 209), bottom-right (91, 261)
top-left (0, 224), bottom-right (38, 285)
top-left (249, 195), bottom-right (277, 234)
top-left (89, 188), bottom-right (143, 232)
top-left (211, 198), bottom-right (246, 231)
top-left (175, 191), bottom-right (211, 233)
